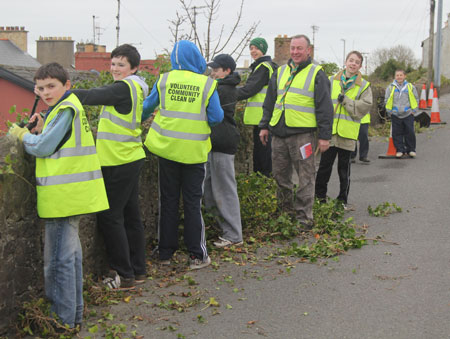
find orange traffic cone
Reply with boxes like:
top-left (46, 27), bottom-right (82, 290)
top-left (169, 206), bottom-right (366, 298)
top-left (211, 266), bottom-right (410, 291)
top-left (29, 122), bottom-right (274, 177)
top-left (427, 82), bottom-right (434, 107)
top-left (378, 124), bottom-right (397, 158)
top-left (430, 88), bottom-right (446, 125)
top-left (419, 84), bottom-right (427, 109)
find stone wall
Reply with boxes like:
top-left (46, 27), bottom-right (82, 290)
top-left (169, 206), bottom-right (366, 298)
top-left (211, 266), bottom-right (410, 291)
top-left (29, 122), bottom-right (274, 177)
top-left (0, 123), bottom-right (252, 334)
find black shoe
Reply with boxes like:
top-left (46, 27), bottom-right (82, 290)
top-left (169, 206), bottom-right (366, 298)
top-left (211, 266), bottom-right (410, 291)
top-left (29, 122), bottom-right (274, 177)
top-left (351, 158), bottom-right (356, 163)
top-left (359, 158), bottom-right (370, 163)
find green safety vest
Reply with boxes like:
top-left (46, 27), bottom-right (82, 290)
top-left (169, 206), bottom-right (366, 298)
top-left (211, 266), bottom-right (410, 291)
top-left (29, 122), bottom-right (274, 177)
top-left (243, 62), bottom-right (274, 125)
top-left (385, 83), bottom-right (418, 111)
top-left (144, 70), bottom-right (217, 164)
top-left (96, 78), bottom-right (146, 166)
top-left (270, 63), bottom-right (321, 127)
top-left (330, 75), bottom-right (370, 140)
top-left (35, 94), bottom-right (109, 218)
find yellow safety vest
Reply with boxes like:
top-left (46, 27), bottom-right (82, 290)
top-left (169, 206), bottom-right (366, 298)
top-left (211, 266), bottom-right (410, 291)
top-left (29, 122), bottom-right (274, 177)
top-left (361, 113), bottom-right (370, 124)
top-left (96, 79), bottom-right (145, 166)
top-left (36, 94), bottom-right (109, 218)
top-left (270, 63), bottom-right (321, 127)
top-left (385, 83), bottom-right (418, 111)
top-left (144, 70), bottom-right (217, 164)
top-left (331, 75), bottom-right (370, 140)
top-left (243, 62), bottom-right (274, 125)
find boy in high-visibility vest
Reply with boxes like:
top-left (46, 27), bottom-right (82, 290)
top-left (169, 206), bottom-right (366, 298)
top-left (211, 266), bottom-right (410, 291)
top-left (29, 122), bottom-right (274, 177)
top-left (384, 69), bottom-right (419, 158)
top-left (9, 63), bottom-right (109, 330)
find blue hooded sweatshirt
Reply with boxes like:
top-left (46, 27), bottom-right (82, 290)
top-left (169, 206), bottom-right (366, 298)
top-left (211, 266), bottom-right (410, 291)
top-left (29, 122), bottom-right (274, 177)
top-left (142, 40), bottom-right (223, 125)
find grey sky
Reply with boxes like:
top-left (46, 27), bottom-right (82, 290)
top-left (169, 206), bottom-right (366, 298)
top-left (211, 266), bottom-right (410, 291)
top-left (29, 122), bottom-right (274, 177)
top-left (2, 0), bottom-right (448, 70)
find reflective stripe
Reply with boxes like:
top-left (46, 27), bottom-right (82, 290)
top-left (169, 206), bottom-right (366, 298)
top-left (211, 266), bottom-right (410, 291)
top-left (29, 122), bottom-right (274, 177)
top-left (48, 146), bottom-right (97, 159)
top-left (277, 65), bottom-right (288, 88)
top-left (200, 77), bottom-right (215, 116)
top-left (159, 109), bottom-right (206, 120)
top-left (285, 87), bottom-right (314, 97)
top-left (277, 64), bottom-right (317, 97)
top-left (159, 72), bottom-right (170, 112)
top-left (334, 114), bottom-right (360, 123)
top-left (151, 121), bottom-right (209, 141)
top-left (332, 99), bottom-right (338, 105)
top-left (276, 103), bottom-right (315, 114)
top-left (355, 80), bottom-right (368, 99)
top-left (99, 78), bottom-right (138, 129)
top-left (100, 110), bottom-right (135, 129)
top-left (259, 88), bottom-right (267, 95)
top-left (246, 102), bottom-right (263, 108)
top-left (59, 101), bottom-right (81, 145)
top-left (97, 132), bottom-right (141, 143)
top-left (37, 169), bottom-right (103, 186)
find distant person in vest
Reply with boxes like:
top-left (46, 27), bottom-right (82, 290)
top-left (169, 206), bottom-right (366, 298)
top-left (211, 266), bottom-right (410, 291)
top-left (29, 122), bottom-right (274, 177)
top-left (205, 54), bottom-right (243, 248)
top-left (8, 62), bottom-right (109, 330)
top-left (237, 37), bottom-right (277, 177)
top-left (72, 44), bottom-right (149, 290)
top-left (259, 34), bottom-right (333, 230)
top-left (351, 111), bottom-right (371, 164)
top-left (384, 69), bottom-right (419, 158)
top-left (143, 40), bottom-right (224, 270)
top-left (315, 51), bottom-right (372, 210)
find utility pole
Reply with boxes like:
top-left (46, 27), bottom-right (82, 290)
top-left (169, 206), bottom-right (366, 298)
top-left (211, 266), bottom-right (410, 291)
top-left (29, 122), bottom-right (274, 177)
top-left (434, 0), bottom-right (443, 90)
top-left (427, 0), bottom-right (435, 89)
top-left (116, 0), bottom-right (120, 47)
top-left (361, 52), bottom-right (369, 75)
top-left (311, 25), bottom-right (319, 51)
top-left (92, 15), bottom-right (97, 45)
top-left (341, 38), bottom-right (346, 69)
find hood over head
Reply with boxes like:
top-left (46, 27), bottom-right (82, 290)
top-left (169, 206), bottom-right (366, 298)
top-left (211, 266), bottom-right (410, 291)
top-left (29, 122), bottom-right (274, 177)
top-left (170, 40), bottom-right (206, 74)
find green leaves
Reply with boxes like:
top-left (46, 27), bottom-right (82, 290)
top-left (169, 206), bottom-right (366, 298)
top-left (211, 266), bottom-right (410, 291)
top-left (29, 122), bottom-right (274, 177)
top-left (368, 202), bottom-right (402, 217)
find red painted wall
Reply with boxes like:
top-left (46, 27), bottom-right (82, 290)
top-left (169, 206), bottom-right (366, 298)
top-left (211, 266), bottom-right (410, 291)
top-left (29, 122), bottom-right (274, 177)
top-left (0, 79), bottom-right (48, 133)
top-left (75, 52), bottom-right (159, 75)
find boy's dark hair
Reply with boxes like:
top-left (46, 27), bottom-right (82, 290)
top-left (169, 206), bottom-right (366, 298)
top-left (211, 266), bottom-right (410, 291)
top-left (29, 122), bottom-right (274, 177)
top-left (111, 44), bottom-right (141, 70)
top-left (395, 69), bottom-right (406, 75)
top-left (34, 62), bottom-right (69, 84)
top-left (346, 50), bottom-right (363, 64)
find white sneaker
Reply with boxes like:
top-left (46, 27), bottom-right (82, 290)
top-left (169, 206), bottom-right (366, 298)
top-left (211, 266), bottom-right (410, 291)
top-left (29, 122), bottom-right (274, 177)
top-left (409, 151), bottom-right (416, 158)
top-left (396, 152), bottom-right (403, 158)
top-left (189, 256), bottom-right (211, 270)
top-left (213, 236), bottom-right (243, 248)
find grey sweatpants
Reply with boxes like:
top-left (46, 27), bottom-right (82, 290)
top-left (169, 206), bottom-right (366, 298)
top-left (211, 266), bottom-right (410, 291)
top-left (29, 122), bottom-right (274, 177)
top-left (204, 152), bottom-right (243, 243)
top-left (271, 132), bottom-right (317, 223)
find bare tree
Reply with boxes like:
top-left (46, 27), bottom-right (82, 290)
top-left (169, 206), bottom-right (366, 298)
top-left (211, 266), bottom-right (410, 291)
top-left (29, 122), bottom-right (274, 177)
top-left (168, 0), bottom-right (259, 62)
top-left (371, 45), bottom-right (418, 70)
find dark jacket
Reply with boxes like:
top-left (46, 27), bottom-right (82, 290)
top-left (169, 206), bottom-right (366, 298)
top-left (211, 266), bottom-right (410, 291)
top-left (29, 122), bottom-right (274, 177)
top-left (237, 55), bottom-right (277, 101)
top-left (259, 58), bottom-right (333, 140)
top-left (210, 72), bottom-right (241, 154)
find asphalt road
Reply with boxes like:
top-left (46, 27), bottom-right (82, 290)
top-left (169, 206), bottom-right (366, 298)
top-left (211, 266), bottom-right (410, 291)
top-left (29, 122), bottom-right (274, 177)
top-left (79, 94), bottom-right (450, 339)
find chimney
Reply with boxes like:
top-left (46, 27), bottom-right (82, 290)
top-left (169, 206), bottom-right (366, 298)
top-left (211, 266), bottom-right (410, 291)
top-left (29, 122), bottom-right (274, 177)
top-left (36, 36), bottom-right (75, 68)
top-left (0, 26), bottom-right (29, 52)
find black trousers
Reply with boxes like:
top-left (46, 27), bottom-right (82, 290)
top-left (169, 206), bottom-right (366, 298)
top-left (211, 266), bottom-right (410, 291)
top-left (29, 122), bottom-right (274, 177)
top-left (315, 146), bottom-right (352, 204)
top-left (351, 123), bottom-right (369, 159)
top-left (253, 126), bottom-right (272, 177)
top-left (158, 157), bottom-right (208, 261)
top-left (391, 114), bottom-right (416, 153)
top-left (97, 158), bottom-right (146, 279)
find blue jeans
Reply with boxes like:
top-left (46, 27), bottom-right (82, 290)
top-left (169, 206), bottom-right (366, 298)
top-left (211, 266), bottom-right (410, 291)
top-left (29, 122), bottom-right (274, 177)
top-left (44, 216), bottom-right (83, 328)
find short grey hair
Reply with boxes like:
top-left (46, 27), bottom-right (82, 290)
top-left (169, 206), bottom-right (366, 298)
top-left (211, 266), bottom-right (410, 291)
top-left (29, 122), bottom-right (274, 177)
top-left (290, 34), bottom-right (311, 46)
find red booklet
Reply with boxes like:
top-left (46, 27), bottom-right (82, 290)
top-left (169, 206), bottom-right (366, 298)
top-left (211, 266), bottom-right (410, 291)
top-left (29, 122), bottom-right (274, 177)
top-left (300, 142), bottom-right (313, 160)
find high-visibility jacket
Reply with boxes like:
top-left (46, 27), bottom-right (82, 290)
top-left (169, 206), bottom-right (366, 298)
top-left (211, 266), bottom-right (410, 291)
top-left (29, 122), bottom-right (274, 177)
top-left (96, 79), bottom-right (145, 166)
top-left (144, 70), bottom-right (217, 164)
top-left (243, 62), bottom-right (274, 125)
top-left (269, 63), bottom-right (321, 127)
top-left (361, 113), bottom-right (370, 124)
top-left (331, 75), bottom-right (370, 140)
top-left (36, 94), bottom-right (109, 218)
top-left (385, 83), bottom-right (418, 111)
